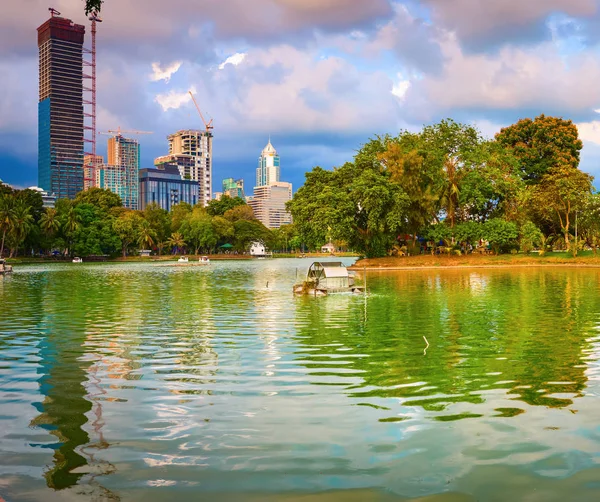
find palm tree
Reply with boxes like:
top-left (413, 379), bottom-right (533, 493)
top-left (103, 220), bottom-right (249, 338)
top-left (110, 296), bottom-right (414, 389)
top-left (40, 208), bottom-right (60, 251)
top-left (438, 157), bottom-right (462, 228)
top-left (0, 195), bottom-right (15, 258)
top-left (167, 232), bottom-right (185, 255)
top-left (63, 206), bottom-right (81, 256)
top-left (137, 222), bottom-right (156, 250)
top-left (9, 201), bottom-right (34, 257)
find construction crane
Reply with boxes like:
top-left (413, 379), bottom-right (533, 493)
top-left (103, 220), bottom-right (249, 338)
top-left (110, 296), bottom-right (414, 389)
top-left (98, 127), bottom-right (153, 137)
top-left (48, 7), bottom-right (61, 17)
top-left (188, 90), bottom-right (214, 133)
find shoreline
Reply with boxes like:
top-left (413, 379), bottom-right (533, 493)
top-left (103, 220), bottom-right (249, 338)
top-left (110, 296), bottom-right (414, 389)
top-left (349, 254), bottom-right (600, 271)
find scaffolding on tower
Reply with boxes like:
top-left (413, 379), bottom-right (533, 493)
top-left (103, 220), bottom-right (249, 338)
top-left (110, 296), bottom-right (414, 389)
top-left (83, 10), bottom-right (102, 189)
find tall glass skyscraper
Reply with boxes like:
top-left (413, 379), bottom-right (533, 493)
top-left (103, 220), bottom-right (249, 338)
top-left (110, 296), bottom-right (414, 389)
top-left (37, 14), bottom-right (86, 199)
top-left (256, 139), bottom-right (280, 187)
top-left (108, 134), bottom-right (140, 209)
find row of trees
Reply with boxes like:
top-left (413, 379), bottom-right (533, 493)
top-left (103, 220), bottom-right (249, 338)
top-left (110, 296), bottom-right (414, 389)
top-left (0, 186), bottom-right (297, 258)
top-left (288, 115), bottom-right (598, 257)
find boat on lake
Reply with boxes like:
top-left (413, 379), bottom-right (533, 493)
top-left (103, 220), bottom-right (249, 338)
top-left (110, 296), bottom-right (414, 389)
top-left (293, 261), bottom-right (364, 296)
top-left (199, 256), bottom-right (210, 264)
top-left (178, 256), bottom-right (189, 263)
top-left (0, 259), bottom-right (12, 275)
top-left (72, 257), bottom-right (83, 263)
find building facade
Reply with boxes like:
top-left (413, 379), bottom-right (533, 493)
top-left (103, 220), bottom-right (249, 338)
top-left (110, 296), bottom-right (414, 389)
top-left (83, 154), bottom-right (103, 191)
top-left (96, 164), bottom-right (127, 204)
top-left (222, 178), bottom-right (245, 199)
top-left (249, 182), bottom-right (293, 229)
top-left (139, 166), bottom-right (199, 211)
top-left (256, 139), bottom-right (280, 187)
top-left (107, 134), bottom-right (140, 209)
top-left (154, 129), bottom-right (212, 206)
top-left (37, 15), bottom-right (86, 199)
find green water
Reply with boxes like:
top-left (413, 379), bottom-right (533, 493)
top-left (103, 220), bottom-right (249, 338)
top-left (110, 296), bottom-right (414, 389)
top-left (1, 259), bottom-right (600, 501)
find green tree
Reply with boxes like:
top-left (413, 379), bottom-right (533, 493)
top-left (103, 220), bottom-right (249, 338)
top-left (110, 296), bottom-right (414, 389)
top-left (212, 216), bottom-right (235, 243)
top-left (167, 232), bottom-right (186, 255)
top-left (84, 0), bottom-right (103, 15)
top-left (206, 195), bottom-right (247, 217)
top-left (137, 220), bottom-right (156, 251)
top-left (481, 218), bottom-right (518, 254)
top-left (170, 203), bottom-right (192, 233)
top-left (224, 204), bottom-right (255, 222)
top-left (495, 114), bottom-right (583, 184)
top-left (529, 165), bottom-right (593, 248)
top-left (143, 203), bottom-right (170, 254)
top-left (0, 193), bottom-right (15, 258)
top-left (233, 220), bottom-right (271, 252)
top-left (74, 187), bottom-right (122, 212)
top-left (579, 193), bottom-right (600, 254)
top-left (180, 208), bottom-right (218, 254)
top-left (113, 211), bottom-right (142, 258)
top-left (519, 221), bottom-right (544, 254)
top-left (8, 200), bottom-right (34, 257)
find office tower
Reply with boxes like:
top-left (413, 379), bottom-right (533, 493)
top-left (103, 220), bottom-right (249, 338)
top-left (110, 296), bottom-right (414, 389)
top-left (249, 182), bottom-right (293, 229)
top-left (104, 134), bottom-right (140, 209)
top-left (222, 178), bottom-right (245, 199)
top-left (139, 167), bottom-right (199, 211)
top-left (256, 139), bottom-right (280, 187)
top-left (154, 129), bottom-right (212, 206)
top-left (38, 13), bottom-right (86, 199)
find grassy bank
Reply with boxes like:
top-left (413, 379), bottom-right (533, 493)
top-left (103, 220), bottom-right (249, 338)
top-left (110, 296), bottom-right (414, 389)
top-left (351, 251), bottom-right (600, 270)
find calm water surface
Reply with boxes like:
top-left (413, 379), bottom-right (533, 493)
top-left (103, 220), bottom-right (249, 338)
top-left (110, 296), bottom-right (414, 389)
top-left (1, 259), bottom-right (600, 501)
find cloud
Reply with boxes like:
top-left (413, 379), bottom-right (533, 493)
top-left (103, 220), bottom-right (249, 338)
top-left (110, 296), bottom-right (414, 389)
top-left (577, 121), bottom-right (600, 145)
top-left (155, 87), bottom-right (194, 112)
top-left (150, 61), bottom-right (182, 83)
top-left (391, 74), bottom-right (411, 101)
top-left (218, 53), bottom-right (247, 70)
top-left (422, 0), bottom-right (597, 50)
top-left (401, 33), bottom-right (600, 122)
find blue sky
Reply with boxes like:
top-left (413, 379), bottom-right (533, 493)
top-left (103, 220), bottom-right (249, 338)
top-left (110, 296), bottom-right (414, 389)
top-left (2, 0), bottom-right (600, 194)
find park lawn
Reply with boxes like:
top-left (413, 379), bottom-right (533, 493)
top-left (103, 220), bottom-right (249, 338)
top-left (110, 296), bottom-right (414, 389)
top-left (352, 251), bottom-right (600, 269)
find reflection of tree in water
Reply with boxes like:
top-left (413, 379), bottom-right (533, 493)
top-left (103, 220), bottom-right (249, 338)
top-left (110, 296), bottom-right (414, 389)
top-left (293, 270), bottom-right (600, 418)
top-left (29, 270), bottom-right (121, 498)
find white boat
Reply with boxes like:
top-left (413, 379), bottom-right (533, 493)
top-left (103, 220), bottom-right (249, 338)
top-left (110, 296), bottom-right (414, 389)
top-left (72, 257), bottom-right (83, 263)
top-left (199, 256), bottom-right (210, 264)
top-left (293, 261), bottom-right (364, 296)
top-left (178, 256), bottom-right (189, 263)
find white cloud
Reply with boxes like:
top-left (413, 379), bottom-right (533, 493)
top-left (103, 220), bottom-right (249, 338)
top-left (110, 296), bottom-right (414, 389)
top-left (155, 86), bottom-right (195, 112)
top-left (218, 52), bottom-right (247, 70)
top-left (150, 61), bottom-right (183, 83)
top-left (392, 74), bottom-right (411, 100)
top-left (577, 121), bottom-right (600, 145)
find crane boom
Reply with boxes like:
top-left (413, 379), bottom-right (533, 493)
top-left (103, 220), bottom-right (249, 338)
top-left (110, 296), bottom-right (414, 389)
top-left (189, 91), bottom-right (214, 133)
top-left (98, 127), bottom-right (153, 136)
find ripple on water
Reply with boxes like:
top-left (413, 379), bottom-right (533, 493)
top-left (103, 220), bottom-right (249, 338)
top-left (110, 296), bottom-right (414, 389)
top-left (0, 262), bottom-right (600, 500)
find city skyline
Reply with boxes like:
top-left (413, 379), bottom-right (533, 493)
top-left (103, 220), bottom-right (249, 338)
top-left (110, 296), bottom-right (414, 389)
top-left (5, 1), bottom-right (600, 193)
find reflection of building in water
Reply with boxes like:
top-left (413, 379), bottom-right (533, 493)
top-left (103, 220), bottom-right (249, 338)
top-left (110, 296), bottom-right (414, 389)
top-left (31, 334), bottom-right (93, 490)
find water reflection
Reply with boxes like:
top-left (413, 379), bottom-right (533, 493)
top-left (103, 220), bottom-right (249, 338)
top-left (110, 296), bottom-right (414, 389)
top-left (1, 262), bottom-right (600, 501)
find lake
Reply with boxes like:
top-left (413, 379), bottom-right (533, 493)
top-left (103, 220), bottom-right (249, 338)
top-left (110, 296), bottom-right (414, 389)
top-left (1, 259), bottom-right (600, 501)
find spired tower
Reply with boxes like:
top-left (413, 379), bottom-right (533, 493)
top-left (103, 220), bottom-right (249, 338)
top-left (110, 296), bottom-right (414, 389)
top-left (37, 12), bottom-right (86, 199)
top-left (256, 139), bottom-right (280, 187)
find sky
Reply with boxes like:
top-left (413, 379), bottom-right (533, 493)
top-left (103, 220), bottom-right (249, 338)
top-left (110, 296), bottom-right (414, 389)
top-left (2, 0), bottom-right (600, 195)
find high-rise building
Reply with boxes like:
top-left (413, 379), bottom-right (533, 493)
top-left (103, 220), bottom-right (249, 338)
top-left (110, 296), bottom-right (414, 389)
top-left (222, 178), bottom-right (245, 199)
top-left (37, 14), bottom-right (86, 199)
top-left (154, 129), bottom-right (212, 206)
top-left (249, 182), bottom-right (293, 229)
top-left (83, 154), bottom-right (103, 191)
top-left (106, 134), bottom-right (140, 209)
top-left (256, 139), bottom-right (280, 187)
top-left (250, 139), bottom-right (291, 229)
top-left (96, 164), bottom-right (126, 204)
top-left (139, 166), bottom-right (199, 211)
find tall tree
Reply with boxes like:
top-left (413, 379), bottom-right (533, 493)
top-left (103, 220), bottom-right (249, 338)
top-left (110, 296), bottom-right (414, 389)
top-left (529, 165), bottom-right (593, 247)
top-left (495, 114), bottom-right (583, 184)
top-left (9, 200), bottom-right (34, 257)
top-left (0, 194), bottom-right (15, 258)
top-left (206, 195), bottom-right (247, 217)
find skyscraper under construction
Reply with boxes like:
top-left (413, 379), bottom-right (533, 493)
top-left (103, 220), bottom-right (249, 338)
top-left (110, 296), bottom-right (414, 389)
top-left (37, 12), bottom-right (85, 199)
